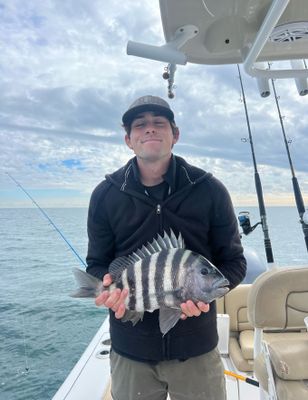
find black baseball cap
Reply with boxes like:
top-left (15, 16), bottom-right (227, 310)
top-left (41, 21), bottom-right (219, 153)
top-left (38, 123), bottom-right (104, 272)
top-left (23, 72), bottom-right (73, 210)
top-left (122, 95), bottom-right (175, 126)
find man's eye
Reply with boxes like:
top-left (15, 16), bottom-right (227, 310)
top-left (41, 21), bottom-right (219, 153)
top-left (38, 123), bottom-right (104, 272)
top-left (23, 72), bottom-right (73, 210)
top-left (133, 122), bottom-right (145, 128)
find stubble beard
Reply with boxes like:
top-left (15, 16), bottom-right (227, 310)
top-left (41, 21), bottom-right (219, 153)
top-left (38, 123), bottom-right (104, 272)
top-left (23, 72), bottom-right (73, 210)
top-left (137, 149), bottom-right (171, 164)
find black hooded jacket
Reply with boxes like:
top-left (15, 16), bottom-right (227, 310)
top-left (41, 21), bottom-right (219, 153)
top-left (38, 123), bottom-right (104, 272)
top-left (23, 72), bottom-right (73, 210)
top-left (86, 155), bottom-right (246, 362)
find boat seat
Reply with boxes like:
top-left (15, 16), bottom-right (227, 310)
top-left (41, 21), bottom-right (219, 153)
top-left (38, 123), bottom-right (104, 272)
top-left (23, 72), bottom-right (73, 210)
top-left (216, 295), bottom-right (225, 314)
top-left (247, 266), bottom-right (308, 400)
top-left (254, 339), bottom-right (308, 400)
top-left (224, 284), bottom-right (255, 372)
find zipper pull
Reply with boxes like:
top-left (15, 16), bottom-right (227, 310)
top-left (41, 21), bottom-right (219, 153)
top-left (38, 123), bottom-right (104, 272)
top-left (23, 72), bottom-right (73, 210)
top-left (156, 204), bottom-right (161, 215)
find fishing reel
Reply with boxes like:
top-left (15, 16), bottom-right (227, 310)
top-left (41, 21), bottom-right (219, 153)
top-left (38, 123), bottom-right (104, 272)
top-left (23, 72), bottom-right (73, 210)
top-left (238, 211), bottom-right (261, 236)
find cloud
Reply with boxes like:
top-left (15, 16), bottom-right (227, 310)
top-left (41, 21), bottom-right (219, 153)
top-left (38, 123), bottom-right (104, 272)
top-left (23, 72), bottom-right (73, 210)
top-left (1, 1), bottom-right (307, 207)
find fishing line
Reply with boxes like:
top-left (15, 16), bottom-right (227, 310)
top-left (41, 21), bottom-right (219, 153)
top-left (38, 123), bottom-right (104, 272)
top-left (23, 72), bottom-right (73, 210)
top-left (21, 314), bottom-right (30, 374)
top-left (268, 68), bottom-right (308, 253)
top-left (6, 172), bottom-right (87, 267)
top-left (237, 65), bottom-right (275, 264)
top-left (5, 174), bottom-right (92, 390)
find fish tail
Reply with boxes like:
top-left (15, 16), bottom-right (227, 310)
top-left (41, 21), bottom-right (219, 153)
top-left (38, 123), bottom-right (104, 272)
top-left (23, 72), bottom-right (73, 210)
top-left (70, 267), bottom-right (103, 298)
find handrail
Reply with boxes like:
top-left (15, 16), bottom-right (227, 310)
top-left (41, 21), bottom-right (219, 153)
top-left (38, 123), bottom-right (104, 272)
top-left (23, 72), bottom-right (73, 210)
top-left (243, 0), bottom-right (308, 79)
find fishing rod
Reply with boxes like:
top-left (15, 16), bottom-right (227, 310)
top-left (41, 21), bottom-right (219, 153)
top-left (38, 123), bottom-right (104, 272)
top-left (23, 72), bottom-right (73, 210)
top-left (6, 172), bottom-right (86, 267)
top-left (269, 73), bottom-right (308, 252)
top-left (237, 64), bottom-right (275, 264)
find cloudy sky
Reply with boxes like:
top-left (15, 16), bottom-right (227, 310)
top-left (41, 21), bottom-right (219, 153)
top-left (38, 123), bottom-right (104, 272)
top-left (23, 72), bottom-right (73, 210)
top-left (1, 0), bottom-right (308, 208)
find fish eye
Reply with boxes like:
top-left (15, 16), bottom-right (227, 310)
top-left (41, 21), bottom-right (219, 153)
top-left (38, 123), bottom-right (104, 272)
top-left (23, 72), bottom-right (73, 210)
top-left (200, 268), bottom-right (209, 275)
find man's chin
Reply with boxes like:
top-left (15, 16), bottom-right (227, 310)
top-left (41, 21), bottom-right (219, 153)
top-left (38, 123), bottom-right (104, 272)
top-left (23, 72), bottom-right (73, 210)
top-left (137, 152), bottom-right (171, 163)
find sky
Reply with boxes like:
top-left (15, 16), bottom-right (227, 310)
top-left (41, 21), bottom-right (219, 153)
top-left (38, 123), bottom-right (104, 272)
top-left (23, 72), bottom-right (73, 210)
top-left (1, 0), bottom-right (308, 208)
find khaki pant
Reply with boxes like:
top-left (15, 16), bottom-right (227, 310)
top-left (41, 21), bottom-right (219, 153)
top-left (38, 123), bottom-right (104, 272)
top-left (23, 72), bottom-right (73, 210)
top-left (110, 348), bottom-right (226, 400)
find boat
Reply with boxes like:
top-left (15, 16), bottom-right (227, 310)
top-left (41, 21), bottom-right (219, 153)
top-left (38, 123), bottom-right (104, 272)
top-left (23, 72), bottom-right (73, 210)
top-left (52, 1), bottom-right (308, 399)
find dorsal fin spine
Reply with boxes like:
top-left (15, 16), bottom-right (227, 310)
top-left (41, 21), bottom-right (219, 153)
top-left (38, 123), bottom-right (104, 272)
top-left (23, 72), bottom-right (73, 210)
top-left (109, 230), bottom-right (184, 278)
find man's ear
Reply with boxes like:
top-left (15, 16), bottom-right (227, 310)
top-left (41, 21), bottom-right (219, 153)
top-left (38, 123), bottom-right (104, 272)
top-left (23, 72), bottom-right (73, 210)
top-left (125, 134), bottom-right (133, 149)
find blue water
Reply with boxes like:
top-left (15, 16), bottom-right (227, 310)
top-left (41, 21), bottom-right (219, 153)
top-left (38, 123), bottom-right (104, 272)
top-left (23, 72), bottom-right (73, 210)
top-left (0, 207), bottom-right (307, 400)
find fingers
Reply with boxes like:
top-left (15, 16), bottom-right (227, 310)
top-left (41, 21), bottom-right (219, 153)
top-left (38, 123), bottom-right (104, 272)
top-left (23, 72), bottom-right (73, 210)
top-left (197, 301), bottom-right (210, 313)
top-left (95, 290), bottom-right (110, 306)
top-left (180, 300), bottom-right (210, 319)
top-left (95, 287), bottom-right (128, 320)
top-left (109, 288), bottom-right (128, 313)
top-left (115, 303), bottom-right (126, 319)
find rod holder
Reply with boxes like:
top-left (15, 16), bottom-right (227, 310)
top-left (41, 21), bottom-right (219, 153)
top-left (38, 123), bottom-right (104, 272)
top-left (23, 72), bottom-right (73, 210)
top-left (243, 0), bottom-right (308, 80)
top-left (290, 60), bottom-right (308, 96)
top-left (127, 25), bottom-right (199, 65)
top-left (255, 63), bottom-right (271, 97)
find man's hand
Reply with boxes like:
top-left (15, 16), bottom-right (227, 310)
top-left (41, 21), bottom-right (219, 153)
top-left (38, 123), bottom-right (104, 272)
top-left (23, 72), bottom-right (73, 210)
top-left (180, 300), bottom-right (210, 320)
top-left (95, 273), bottom-right (128, 319)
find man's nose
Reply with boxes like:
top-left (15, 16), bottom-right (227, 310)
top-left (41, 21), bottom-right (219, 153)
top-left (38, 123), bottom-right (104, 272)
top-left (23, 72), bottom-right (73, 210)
top-left (145, 121), bottom-right (156, 132)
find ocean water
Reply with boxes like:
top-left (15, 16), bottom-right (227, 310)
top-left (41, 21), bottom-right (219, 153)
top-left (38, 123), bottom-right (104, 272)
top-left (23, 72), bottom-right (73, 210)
top-left (0, 207), bottom-right (307, 400)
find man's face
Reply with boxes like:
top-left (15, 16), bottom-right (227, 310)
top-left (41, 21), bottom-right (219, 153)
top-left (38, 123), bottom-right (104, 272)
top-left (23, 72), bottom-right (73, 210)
top-left (125, 111), bottom-right (179, 162)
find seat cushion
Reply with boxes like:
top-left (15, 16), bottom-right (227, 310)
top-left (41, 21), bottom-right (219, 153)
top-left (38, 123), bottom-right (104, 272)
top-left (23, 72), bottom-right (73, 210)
top-left (239, 330), bottom-right (254, 360)
top-left (276, 378), bottom-right (308, 400)
top-left (238, 330), bottom-right (308, 361)
top-left (255, 353), bottom-right (308, 400)
top-left (230, 330), bottom-right (308, 371)
top-left (269, 339), bottom-right (308, 380)
top-left (255, 338), bottom-right (308, 400)
top-left (229, 336), bottom-right (254, 372)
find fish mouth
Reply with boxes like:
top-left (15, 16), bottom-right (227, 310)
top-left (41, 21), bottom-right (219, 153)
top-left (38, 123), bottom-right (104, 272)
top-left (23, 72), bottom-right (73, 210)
top-left (211, 278), bottom-right (230, 297)
top-left (214, 286), bottom-right (230, 298)
top-left (213, 278), bottom-right (229, 289)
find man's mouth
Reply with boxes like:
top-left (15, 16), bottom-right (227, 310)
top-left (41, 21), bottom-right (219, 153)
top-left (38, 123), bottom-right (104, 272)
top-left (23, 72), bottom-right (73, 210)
top-left (141, 138), bottom-right (162, 143)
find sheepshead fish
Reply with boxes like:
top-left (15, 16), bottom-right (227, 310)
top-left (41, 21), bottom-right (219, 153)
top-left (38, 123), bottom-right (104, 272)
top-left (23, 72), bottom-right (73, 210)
top-left (71, 230), bottom-right (229, 335)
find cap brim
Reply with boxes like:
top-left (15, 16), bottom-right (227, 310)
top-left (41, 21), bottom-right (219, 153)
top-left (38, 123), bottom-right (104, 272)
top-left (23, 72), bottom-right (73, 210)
top-left (122, 104), bottom-right (174, 125)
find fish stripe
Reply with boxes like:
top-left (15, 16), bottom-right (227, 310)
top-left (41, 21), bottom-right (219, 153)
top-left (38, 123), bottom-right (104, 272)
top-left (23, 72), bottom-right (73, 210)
top-left (121, 269), bottom-right (130, 308)
top-left (127, 263), bottom-right (136, 310)
top-left (163, 249), bottom-right (177, 306)
top-left (171, 249), bottom-right (185, 289)
top-left (183, 251), bottom-right (198, 270)
top-left (155, 249), bottom-right (168, 304)
top-left (148, 253), bottom-right (159, 310)
top-left (178, 250), bottom-right (192, 288)
top-left (134, 260), bottom-right (144, 312)
top-left (115, 280), bottom-right (124, 290)
top-left (141, 257), bottom-right (150, 310)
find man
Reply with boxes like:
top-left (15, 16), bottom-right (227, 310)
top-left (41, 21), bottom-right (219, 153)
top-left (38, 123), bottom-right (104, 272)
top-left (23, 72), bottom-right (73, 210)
top-left (86, 95), bottom-right (246, 400)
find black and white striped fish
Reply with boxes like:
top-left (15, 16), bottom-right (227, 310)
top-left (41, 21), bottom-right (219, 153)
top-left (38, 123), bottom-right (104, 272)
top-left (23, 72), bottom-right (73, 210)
top-left (71, 230), bottom-right (229, 335)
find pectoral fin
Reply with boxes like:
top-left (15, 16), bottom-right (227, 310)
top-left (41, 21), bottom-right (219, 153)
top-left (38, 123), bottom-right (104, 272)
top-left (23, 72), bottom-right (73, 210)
top-left (159, 306), bottom-right (182, 336)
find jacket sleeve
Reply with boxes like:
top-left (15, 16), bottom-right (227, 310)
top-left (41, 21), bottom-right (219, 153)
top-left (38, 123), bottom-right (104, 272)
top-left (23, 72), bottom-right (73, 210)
top-left (208, 177), bottom-right (247, 290)
top-left (86, 182), bottom-right (114, 280)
